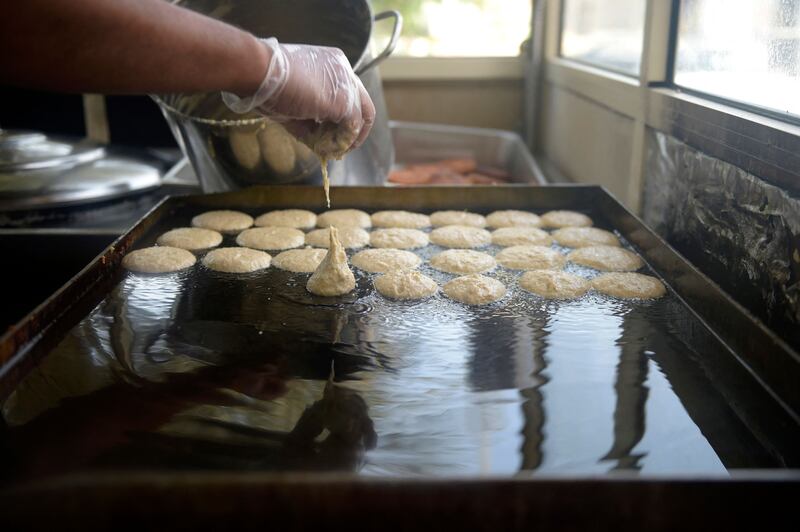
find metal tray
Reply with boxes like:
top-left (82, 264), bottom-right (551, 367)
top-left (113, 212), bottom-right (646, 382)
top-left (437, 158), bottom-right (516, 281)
top-left (390, 121), bottom-right (547, 184)
top-left (0, 185), bottom-right (798, 528)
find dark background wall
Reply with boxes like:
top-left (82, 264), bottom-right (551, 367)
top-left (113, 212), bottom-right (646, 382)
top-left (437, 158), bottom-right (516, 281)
top-left (0, 87), bottom-right (176, 147)
top-left (642, 129), bottom-right (800, 351)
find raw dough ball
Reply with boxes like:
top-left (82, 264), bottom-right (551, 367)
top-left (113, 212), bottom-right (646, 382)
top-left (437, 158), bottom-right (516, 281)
top-left (568, 245), bottom-right (643, 271)
top-left (258, 122), bottom-right (296, 174)
top-left (540, 210), bottom-right (593, 228)
top-left (307, 227), bottom-right (356, 296)
top-left (156, 227), bottom-right (222, 251)
top-left (306, 226), bottom-right (370, 249)
top-left (491, 227), bottom-right (552, 247)
top-left (519, 270), bottom-right (591, 299)
top-left (303, 122), bottom-right (357, 209)
top-left (351, 249), bottom-right (421, 273)
top-left (229, 130), bottom-right (261, 170)
top-left (317, 209), bottom-right (371, 228)
top-left (122, 246), bottom-right (196, 273)
top-left (374, 270), bottom-right (438, 300)
top-left (497, 245), bottom-right (566, 270)
top-left (236, 226), bottom-right (305, 250)
top-left (430, 210), bottom-right (486, 228)
top-left (192, 210), bottom-right (254, 234)
top-left (255, 209), bottom-right (317, 229)
top-left (430, 249), bottom-right (496, 275)
top-left (486, 210), bottom-right (541, 228)
top-left (370, 228), bottom-right (429, 249)
top-left (202, 247), bottom-right (271, 273)
top-left (443, 274), bottom-right (506, 305)
top-left (272, 248), bottom-right (327, 273)
top-left (592, 272), bottom-right (666, 299)
top-left (295, 139), bottom-right (316, 162)
top-left (305, 121), bottom-right (355, 159)
top-left (371, 210), bottom-right (431, 229)
top-left (429, 225), bottom-right (491, 248)
top-left (553, 227), bottom-right (621, 248)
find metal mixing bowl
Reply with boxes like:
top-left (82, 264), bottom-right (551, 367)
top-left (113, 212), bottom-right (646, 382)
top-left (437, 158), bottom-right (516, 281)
top-left (152, 0), bottom-right (401, 192)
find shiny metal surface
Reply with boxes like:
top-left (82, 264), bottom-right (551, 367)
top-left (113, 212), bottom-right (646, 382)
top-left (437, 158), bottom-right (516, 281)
top-left (155, 95), bottom-right (321, 190)
top-left (391, 121), bottom-right (548, 184)
top-left (154, 0), bottom-right (398, 192)
top-left (354, 10), bottom-right (402, 75)
top-left (1, 186), bottom-right (798, 490)
top-left (0, 129), bottom-right (46, 147)
top-left (0, 129), bottom-right (104, 173)
top-left (0, 147), bottom-right (167, 211)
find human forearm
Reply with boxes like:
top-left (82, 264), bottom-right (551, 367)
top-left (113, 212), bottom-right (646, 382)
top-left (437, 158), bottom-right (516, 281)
top-left (0, 0), bottom-right (268, 95)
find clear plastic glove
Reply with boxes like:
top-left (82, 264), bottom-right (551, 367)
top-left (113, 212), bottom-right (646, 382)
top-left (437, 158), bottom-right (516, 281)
top-left (222, 38), bottom-right (375, 153)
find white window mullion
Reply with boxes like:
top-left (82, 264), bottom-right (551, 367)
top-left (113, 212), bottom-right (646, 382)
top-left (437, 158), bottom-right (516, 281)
top-left (626, 0), bottom-right (677, 213)
top-left (544, 0), bottom-right (562, 61)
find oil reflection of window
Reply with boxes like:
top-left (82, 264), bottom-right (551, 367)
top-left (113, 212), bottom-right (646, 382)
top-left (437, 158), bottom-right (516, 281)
top-left (370, 0), bottom-right (531, 57)
top-left (675, 0), bottom-right (800, 117)
top-left (559, 0), bottom-right (647, 76)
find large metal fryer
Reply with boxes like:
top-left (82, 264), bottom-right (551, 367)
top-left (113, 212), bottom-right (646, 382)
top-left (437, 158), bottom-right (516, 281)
top-left (0, 185), bottom-right (798, 529)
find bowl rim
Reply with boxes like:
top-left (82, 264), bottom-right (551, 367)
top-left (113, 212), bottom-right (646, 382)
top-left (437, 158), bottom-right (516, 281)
top-left (151, 94), bottom-right (268, 127)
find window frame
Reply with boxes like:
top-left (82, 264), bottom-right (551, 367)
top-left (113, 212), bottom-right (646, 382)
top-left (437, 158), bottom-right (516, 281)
top-left (667, 0), bottom-right (800, 128)
top-left (557, 0), bottom-right (649, 79)
top-left (537, 0), bottom-right (800, 211)
top-left (379, 56), bottom-right (524, 82)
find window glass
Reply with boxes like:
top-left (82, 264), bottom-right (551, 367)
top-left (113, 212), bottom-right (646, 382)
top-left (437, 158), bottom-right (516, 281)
top-left (675, 0), bottom-right (800, 117)
top-left (560, 0), bottom-right (647, 76)
top-left (371, 0), bottom-right (531, 57)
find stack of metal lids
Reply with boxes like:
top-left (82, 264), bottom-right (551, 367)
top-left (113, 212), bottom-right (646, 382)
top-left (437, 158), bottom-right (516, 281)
top-left (0, 128), bottom-right (163, 210)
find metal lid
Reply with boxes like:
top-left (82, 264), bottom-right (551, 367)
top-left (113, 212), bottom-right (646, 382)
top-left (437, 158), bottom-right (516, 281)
top-left (0, 141), bottom-right (169, 211)
top-left (0, 129), bottom-right (105, 172)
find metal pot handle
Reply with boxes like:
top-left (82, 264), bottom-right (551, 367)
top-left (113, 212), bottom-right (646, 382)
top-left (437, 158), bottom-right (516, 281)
top-left (354, 10), bottom-right (403, 76)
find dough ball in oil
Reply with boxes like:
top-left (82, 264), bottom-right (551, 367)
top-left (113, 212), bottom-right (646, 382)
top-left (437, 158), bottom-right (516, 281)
top-left (192, 210), bottom-right (253, 234)
top-left (592, 272), bottom-right (666, 299)
top-left (317, 209), bottom-right (371, 229)
top-left (236, 227), bottom-right (305, 251)
top-left (430, 249), bottom-right (496, 275)
top-left (202, 247), bottom-right (271, 273)
top-left (156, 227), bottom-right (222, 251)
top-left (491, 227), bottom-right (552, 247)
top-left (519, 270), bottom-right (590, 299)
top-left (370, 228), bottom-right (429, 249)
top-left (374, 270), bottom-right (438, 300)
top-left (306, 226), bottom-right (370, 249)
top-left (272, 248), bottom-right (328, 273)
top-left (351, 249), bottom-right (421, 273)
top-left (123, 246), bottom-right (196, 273)
top-left (443, 274), bottom-right (506, 305)
top-left (430, 210), bottom-right (486, 228)
top-left (567, 245), bottom-right (643, 272)
top-left (255, 209), bottom-right (317, 229)
top-left (496, 245), bottom-right (565, 271)
top-left (553, 227), bottom-right (620, 248)
top-left (371, 210), bottom-right (431, 229)
top-left (540, 210), bottom-right (593, 228)
top-left (486, 210), bottom-right (541, 228)
top-left (430, 225), bottom-right (491, 249)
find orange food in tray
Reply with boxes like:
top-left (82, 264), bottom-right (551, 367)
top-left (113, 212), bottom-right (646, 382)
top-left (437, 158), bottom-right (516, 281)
top-left (389, 158), bottom-right (511, 185)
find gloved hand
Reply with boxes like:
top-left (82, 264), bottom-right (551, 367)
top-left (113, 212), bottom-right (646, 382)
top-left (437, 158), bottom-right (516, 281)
top-left (222, 37), bottom-right (375, 153)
